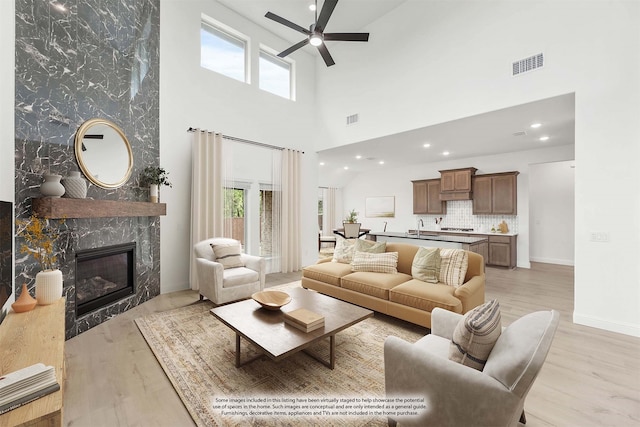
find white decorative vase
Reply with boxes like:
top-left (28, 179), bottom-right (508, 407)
top-left (61, 171), bottom-right (87, 199)
top-left (40, 174), bottom-right (65, 198)
top-left (149, 184), bottom-right (158, 203)
top-left (35, 269), bottom-right (63, 305)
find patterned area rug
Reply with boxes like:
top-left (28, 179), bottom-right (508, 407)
top-left (135, 282), bottom-right (425, 427)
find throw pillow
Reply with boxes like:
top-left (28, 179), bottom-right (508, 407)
top-left (351, 251), bottom-right (398, 274)
top-left (449, 299), bottom-right (502, 371)
top-left (439, 248), bottom-right (468, 287)
top-left (411, 247), bottom-right (441, 283)
top-left (210, 242), bottom-right (244, 269)
top-left (332, 238), bottom-right (356, 264)
top-left (354, 238), bottom-right (386, 254)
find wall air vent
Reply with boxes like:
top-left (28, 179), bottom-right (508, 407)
top-left (512, 53), bottom-right (544, 76)
top-left (346, 113), bottom-right (359, 126)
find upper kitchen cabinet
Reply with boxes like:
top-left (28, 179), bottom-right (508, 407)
top-left (412, 179), bottom-right (446, 215)
top-left (473, 171), bottom-right (519, 215)
top-left (439, 167), bottom-right (477, 201)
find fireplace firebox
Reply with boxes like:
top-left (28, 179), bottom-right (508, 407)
top-left (75, 243), bottom-right (136, 317)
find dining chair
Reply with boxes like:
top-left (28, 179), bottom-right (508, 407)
top-left (343, 222), bottom-right (362, 238)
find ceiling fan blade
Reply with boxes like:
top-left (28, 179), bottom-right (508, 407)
top-left (317, 43), bottom-right (336, 67)
top-left (324, 33), bottom-right (369, 42)
top-left (278, 39), bottom-right (310, 58)
top-left (315, 0), bottom-right (338, 33)
top-left (265, 11), bottom-right (311, 35)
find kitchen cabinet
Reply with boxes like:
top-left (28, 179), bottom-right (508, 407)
top-left (487, 234), bottom-right (517, 268)
top-left (472, 171), bottom-right (519, 215)
top-left (468, 241), bottom-right (488, 263)
top-left (439, 167), bottom-right (477, 201)
top-left (412, 179), bottom-right (446, 215)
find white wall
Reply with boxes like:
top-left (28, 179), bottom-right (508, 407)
top-left (317, 1), bottom-right (640, 336)
top-left (342, 145), bottom-right (574, 269)
top-left (529, 161), bottom-right (575, 265)
top-left (0, 2), bottom-right (15, 311)
top-left (159, 0), bottom-right (320, 292)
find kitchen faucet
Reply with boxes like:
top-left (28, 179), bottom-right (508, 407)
top-left (383, 221), bottom-right (388, 232)
top-left (417, 219), bottom-right (424, 237)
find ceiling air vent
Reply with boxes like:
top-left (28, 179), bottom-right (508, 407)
top-left (512, 53), bottom-right (544, 76)
top-left (512, 130), bottom-right (527, 137)
top-left (346, 113), bottom-right (359, 126)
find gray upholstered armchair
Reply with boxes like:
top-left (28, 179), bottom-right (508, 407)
top-left (384, 307), bottom-right (559, 426)
top-left (193, 237), bottom-right (265, 305)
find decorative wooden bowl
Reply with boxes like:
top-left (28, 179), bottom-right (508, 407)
top-left (252, 290), bottom-right (291, 310)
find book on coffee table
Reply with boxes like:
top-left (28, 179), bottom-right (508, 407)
top-left (284, 308), bottom-right (324, 332)
top-left (0, 363), bottom-right (60, 415)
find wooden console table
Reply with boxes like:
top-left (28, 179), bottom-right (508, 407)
top-left (0, 299), bottom-right (65, 427)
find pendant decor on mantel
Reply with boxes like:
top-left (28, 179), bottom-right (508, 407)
top-left (35, 269), bottom-right (63, 305)
top-left (11, 283), bottom-right (37, 313)
top-left (61, 171), bottom-right (87, 199)
top-left (40, 174), bottom-right (66, 198)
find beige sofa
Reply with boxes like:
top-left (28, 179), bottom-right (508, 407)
top-left (301, 242), bottom-right (485, 328)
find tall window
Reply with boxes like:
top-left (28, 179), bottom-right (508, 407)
top-left (223, 187), bottom-right (245, 245)
top-left (259, 50), bottom-right (292, 99)
top-left (201, 19), bottom-right (247, 82)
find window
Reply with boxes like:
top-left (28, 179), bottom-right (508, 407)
top-left (201, 19), bottom-right (247, 82)
top-left (223, 187), bottom-right (246, 245)
top-left (259, 50), bottom-right (292, 99)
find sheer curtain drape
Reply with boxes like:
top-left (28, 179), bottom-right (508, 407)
top-left (276, 149), bottom-right (302, 273)
top-left (190, 130), bottom-right (224, 291)
top-left (322, 187), bottom-right (337, 233)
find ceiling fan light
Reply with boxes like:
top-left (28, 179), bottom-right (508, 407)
top-left (309, 34), bottom-right (323, 46)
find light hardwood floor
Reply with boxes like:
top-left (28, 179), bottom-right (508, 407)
top-left (63, 265), bottom-right (640, 426)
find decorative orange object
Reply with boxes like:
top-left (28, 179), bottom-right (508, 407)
top-left (12, 283), bottom-right (37, 313)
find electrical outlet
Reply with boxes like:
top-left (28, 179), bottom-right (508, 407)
top-left (590, 232), bottom-right (610, 242)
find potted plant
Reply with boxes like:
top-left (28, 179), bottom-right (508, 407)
top-left (139, 166), bottom-right (172, 203)
top-left (345, 209), bottom-right (358, 223)
top-left (17, 215), bottom-right (65, 305)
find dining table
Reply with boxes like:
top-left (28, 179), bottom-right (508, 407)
top-left (332, 227), bottom-right (371, 239)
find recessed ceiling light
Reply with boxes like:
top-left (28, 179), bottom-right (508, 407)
top-left (319, 162), bottom-right (325, 166)
top-left (355, 155), bottom-right (362, 159)
top-left (423, 143), bottom-right (431, 148)
top-left (530, 123), bottom-right (542, 128)
top-left (309, 4), bottom-right (317, 11)
top-left (379, 161), bottom-right (385, 165)
top-left (539, 136), bottom-right (549, 141)
top-left (344, 166), bottom-right (349, 170)
top-left (442, 151), bottom-right (450, 156)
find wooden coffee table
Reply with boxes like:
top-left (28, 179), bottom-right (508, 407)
top-left (210, 287), bottom-right (373, 369)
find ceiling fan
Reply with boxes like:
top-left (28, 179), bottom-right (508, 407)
top-left (265, 0), bottom-right (369, 67)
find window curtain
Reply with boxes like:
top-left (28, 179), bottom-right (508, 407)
top-left (274, 149), bottom-right (302, 273)
top-left (189, 130), bottom-right (224, 291)
top-left (322, 187), bottom-right (337, 234)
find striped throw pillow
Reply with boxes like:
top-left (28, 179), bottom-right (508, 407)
top-left (439, 248), bottom-right (468, 287)
top-left (449, 299), bottom-right (502, 371)
top-left (411, 247), bottom-right (441, 283)
top-left (210, 242), bottom-right (244, 269)
top-left (351, 251), bottom-right (398, 274)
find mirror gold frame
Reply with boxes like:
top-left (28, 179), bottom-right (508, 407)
top-left (74, 118), bottom-right (133, 189)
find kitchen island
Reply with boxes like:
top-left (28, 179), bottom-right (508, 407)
top-left (368, 231), bottom-right (488, 262)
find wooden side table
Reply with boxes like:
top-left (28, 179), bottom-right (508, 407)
top-left (0, 298), bottom-right (65, 427)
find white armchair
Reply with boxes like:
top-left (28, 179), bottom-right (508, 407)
top-left (193, 238), bottom-right (265, 305)
top-left (384, 307), bottom-right (559, 426)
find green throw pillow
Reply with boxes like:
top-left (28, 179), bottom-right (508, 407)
top-left (354, 238), bottom-right (386, 254)
top-left (411, 247), bottom-right (441, 283)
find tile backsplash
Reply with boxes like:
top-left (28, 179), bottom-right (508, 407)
top-left (419, 200), bottom-right (518, 233)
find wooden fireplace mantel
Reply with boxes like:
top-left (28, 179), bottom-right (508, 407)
top-left (32, 197), bottom-right (167, 219)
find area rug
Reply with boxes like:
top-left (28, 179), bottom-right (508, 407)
top-left (135, 282), bottom-right (425, 427)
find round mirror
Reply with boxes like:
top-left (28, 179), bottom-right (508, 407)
top-left (75, 118), bottom-right (133, 189)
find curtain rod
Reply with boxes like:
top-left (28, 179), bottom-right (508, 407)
top-left (187, 127), bottom-right (304, 153)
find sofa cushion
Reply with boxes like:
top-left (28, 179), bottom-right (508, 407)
top-left (210, 241), bottom-right (244, 269)
top-left (389, 279), bottom-right (463, 313)
top-left (341, 271), bottom-right (412, 300)
top-left (449, 299), bottom-right (501, 371)
top-left (439, 248), bottom-right (469, 287)
top-left (354, 238), bottom-right (386, 254)
top-left (411, 247), bottom-right (441, 283)
top-left (332, 238), bottom-right (356, 263)
top-left (303, 262), bottom-right (353, 287)
top-left (351, 251), bottom-right (399, 274)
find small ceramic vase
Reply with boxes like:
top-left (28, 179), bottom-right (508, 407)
top-left (35, 269), bottom-right (63, 305)
top-left (40, 174), bottom-right (65, 198)
top-left (12, 283), bottom-right (37, 313)
top-left (61, 171), bottom-right (87, 199)
top-left (149, 184), bottom-right (159, 203)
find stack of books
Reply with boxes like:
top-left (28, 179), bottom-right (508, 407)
top-left (0, 363), bottom-right (60, 415)
top-left (284, 308), bottom-right (325, 332)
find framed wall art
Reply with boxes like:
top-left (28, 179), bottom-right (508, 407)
top-left (366, 196), bottom-right (395, 218)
